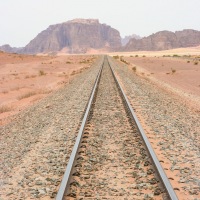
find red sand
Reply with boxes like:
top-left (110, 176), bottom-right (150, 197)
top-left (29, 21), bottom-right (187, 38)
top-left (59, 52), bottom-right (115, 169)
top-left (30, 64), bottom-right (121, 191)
top-left (0, 51), bottom-right (97, 125)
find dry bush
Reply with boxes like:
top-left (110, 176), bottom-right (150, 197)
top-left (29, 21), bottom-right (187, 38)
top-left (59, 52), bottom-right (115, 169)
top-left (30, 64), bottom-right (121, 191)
top-left (132, 66), bottom-right (137, 72)
top-left (113, 55), bottom-right (119, 59)
top-left (194, 61), bottom-right (198, 65)
top-left (66, 61), bottom-right (72, 64)
top-left (18, 91), bottom-right (37, 100)
top-left (25, 75), bottom-right (30, 79)
top-left (11, 73), bottom-right (18, 76)
top-left (37, 89), bottom-right (52, 94)
top-left (39, 70), bottom-right (46, 76)
top-left (79, 59), bottom-right (90, 64)
top-left (120, 57), bottom-right (129, 65)
top-left (2, 90), bottom-right (8, 94)
top-left (0, 105), bottom-right (12, 114)
top-left (71, 70), bottom-right (77, 75)
top-left (31, 75), bottom-right (37, 78)
top-left (17, 89), bottom-right (52, 100)
top-left (171, 68), bottom-right (176, 74)
top-left (10, 86), bottom-right (21, 91)
top-left (173, 54), bottom-right (180, 57)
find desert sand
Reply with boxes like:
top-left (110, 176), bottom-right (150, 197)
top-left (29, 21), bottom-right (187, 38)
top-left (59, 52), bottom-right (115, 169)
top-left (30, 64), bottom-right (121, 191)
top-left (0, 51), bottom-right (97, 125)
top-left (110, 48), bottom-right (200, 110)
top-left (109, 46), bottom-right (200, 57)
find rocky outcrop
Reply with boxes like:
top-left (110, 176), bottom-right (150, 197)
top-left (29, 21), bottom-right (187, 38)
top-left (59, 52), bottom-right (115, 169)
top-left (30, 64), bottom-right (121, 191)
top-left (121, 34), bottom-right (141, 46)
top-left (22, 19), bottom-right (121, 54)
top-left (124, 29), bottom-right (200, 51)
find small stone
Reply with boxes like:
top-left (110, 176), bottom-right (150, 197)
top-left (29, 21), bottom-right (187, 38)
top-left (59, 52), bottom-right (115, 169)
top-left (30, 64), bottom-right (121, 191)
top-left (38, 189), bottom-right (46, 195)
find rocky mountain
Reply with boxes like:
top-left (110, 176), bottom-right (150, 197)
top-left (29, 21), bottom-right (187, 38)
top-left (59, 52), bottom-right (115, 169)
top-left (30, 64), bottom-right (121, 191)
top-left (1, 20), bottom-right (200, 54)
top-left (124, 29), bottom-right (200, 51)
top-left (0, 44), bottom-right (22, 53)
top-left (121, 34), bottom-right (141, 46)
top-left (21, 19), bottom-right (121, 54)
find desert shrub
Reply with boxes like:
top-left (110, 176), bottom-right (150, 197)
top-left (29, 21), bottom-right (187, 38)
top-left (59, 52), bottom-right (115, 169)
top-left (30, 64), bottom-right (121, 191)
top-left (120, 57), bottom-right (129, 65)
top-left (171, 68), bottom-right (176, 74)
top-left (173, 54), bottom-right (180, 57)
top-left (18, 91), bottom-right (37, 100)
top-left (25, 75), bottom-right (30, 79)
top-left (79, 59), bottom-right (90, 64)
top-left (66, 61), bottom-right (71, 64)
top-left (142, 55), bottom-right (146, 57)
top-left (10, 87), bottom-right (20, 91)
top-left (38, 89), bottom-right (52, 94)
top-left (113, 55), bottom-right (119, 59)
top-left (194, 61), bottom-right (198, 65)
top-left (130, 55), bottom-right (133, 57)
top-left (2, 90), bottom-right (8, 94)
top-left (135, 55), bottom-right (139, 57)
top-left (71, 70), bottom-right (77, 75)
top-left (39, 70), bottom-right (45, 76)
top-left (132, 66), bottom-right (137, 72)
top-left (0, 105), bottom-right (12, 113)
top-left (187, 60), bottom-right (190, 63)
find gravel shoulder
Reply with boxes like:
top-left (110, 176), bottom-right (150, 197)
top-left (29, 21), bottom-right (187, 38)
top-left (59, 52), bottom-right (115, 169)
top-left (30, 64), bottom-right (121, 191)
top-left (0, 56), bottom-right (103, 199)
top-left (108, 56), bottom-right (200, 200)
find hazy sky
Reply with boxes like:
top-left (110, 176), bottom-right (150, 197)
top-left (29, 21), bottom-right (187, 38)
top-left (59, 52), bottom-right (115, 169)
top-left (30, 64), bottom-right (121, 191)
top-left (0, 0), bottom-right (200, 47)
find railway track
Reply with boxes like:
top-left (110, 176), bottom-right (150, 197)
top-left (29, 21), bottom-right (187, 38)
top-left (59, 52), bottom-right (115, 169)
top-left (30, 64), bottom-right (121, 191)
top-left (56, 56), bottom-right (178, 200)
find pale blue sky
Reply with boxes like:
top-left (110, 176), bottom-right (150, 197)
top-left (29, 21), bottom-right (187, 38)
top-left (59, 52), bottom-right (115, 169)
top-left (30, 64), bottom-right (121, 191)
top-left (0, 0), bottom-right (200, 47)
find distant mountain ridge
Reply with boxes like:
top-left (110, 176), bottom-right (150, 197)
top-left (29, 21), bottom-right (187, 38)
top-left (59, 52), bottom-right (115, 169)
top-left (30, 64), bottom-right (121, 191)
top-left (0, 19), bottom-right (200, 54)
top-left (0, 44), bottom-right (22, 53)
top-left (121, 34), bottom-right (141, 46)
top-left (124, 29), bottom-right (200, 51)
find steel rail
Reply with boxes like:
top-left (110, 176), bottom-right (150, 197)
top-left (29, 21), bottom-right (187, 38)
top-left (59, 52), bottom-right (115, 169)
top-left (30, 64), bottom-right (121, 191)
top-left (56, 57), bottom-right (104, 200)
top-left (107, 56), bottom-right (178, 200)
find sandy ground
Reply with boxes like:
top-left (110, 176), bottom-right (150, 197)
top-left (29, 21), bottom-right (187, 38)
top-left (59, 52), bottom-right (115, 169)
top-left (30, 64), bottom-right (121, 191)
top-left (111, 51), bottom-right (200, 111)
top-left (125, 56), bottom-right (200, 95)
top-left (109, 46), bottom-right (200, 57)
top-left (0, 51), bottom-right (97, 125)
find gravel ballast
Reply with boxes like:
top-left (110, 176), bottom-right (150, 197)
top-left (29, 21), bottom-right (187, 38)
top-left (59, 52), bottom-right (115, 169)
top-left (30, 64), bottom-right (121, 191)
top-left (0, 56), bottom-right (103, 199)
